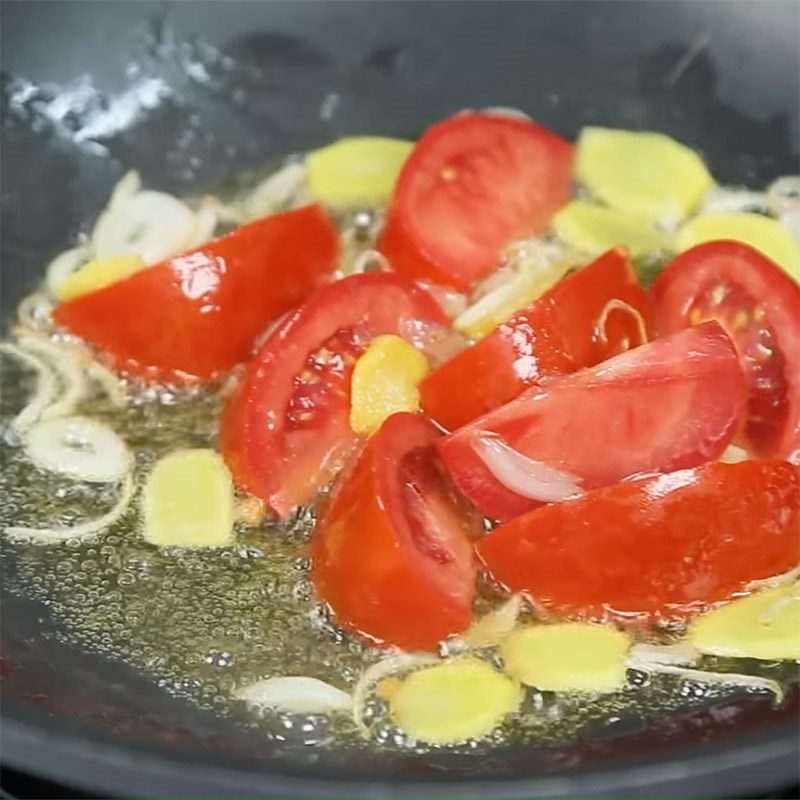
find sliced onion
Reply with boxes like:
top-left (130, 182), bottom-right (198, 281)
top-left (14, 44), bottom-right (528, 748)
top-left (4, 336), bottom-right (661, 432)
top-left (185, 202), bottom-right (219, 249)
top-left (400, 318), bottom-right (469, 368)
top-left (627, 660), bottom-right (783, 703)
top-left (108, 170), bottom-right (142, 211)
top-left (352, 653), bottom-right (439, 736)
top-left (719, 444), bottom-right (748, 464)
top-left (92, 190), bottom-right (196, 265)
top-left (746, 565), bottom-right (800, 592)
top-left (85, 359), bottom-right (127, 407)
top-left (766, 176), bottom-right (800, 217)
top-left (244, 161), bottom-right (308, 221)
top-left (457, 595), bottom-right (523, 650)
top-left (481, 106), bottom-right (532, 120)
top-left (416, 281), bottom-right (468, 320)
top-left (701, 186), bottom-right (768, 215)
top-left (473, 433), bottom-right (583, 503)
top-left (779, 208), bottom-right (800, 245)
top-left (20, 337), bottom-right (88, 419)
top-left (17, 292), bottom-right (55, 331)
top-left (45, 246), bottom-right (89, 297)
top-left (4, 473), bottom-right (135, 544)
top-left (596, 299), bottom-right (648, 351)
top-left (627, 642), bottom-right (700, 667)
top-left (235, 676), bottom-right (352, 714)
top-left (0, 343), bottom-right (59, 438)
top-left (24, 416), bottom-right (130, 483)
top-left (348, 248), bottom-right (390, 275)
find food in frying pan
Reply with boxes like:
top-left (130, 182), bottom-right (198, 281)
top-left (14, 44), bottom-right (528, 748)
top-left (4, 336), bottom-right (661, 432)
top-left (2, 112), bottom-right (798, 748)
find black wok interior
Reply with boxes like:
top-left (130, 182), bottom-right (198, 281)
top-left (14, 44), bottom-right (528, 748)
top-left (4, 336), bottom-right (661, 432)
top-left (1, 1), bottom-right (798, 797)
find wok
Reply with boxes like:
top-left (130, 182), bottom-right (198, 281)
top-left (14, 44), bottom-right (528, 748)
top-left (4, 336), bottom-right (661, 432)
top-left (1, 1), bottom-right (798, 797)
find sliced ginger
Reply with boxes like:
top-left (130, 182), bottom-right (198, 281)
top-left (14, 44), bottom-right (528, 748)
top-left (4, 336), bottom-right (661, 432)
top-left (307, 137), bottom-right (414, 207)
top-left (349, 334), bottom-right (429, 435)
top-left (142, 449), bottom-right (234, 548)
top-left (390, 657), bottom-right (521, 744)
top-left (501, 622), bottom-right (631, 692)
top-left (576, 127), bottom-right (713, 226)
top-left (689, 584), bottom-right (800, 660)
top-left (552, 201), bottom-right (672, 257)
top-left (56, 254), bottom-right (146, 302)
top-left (676, 211), bottom-right (800, 283)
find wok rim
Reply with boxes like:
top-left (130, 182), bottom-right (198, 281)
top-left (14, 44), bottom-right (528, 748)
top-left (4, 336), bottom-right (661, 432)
top-left (2, 697), bottom-right (798, 798)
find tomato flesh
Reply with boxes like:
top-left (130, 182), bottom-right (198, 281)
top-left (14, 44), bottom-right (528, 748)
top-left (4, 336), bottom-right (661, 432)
top-left (53, 205), bottom-right (339, 382)
top-left (378, 113), bottom-right (574, 291)
top-left (651, 241), bottom-right (800, 461)
top-left (420, 248), bottom-right (651, 431)
top-left (310, 413), bottom-right (479, 651)
top-left (219, 272), bottom-right (448, 518)
top-left (439, 321), bottom-right (746, 521)
top-left (477, 460), bottom-right (799, 619)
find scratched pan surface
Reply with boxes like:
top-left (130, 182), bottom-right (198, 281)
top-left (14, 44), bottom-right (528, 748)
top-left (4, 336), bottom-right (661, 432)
top-left (1, 1), bottom-right (799, 797)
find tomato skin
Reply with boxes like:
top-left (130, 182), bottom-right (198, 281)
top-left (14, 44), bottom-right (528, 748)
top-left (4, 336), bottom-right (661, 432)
top-left (651, 241), bottom-right (800, 462)
top-left (309, 413), bottom-right (479, 651)
top-left (219, 272), bottom-right (449, 518)
top-left (420, 248), bottom-right (651, 431)
top-left (378, 113), bottom-right (574, 291)
top-left (477, 460), bottom-right (799, 619)
top-left (53, 205), bottom-right (339, 382)
top-left (439, 321), bottom-right (746, 522)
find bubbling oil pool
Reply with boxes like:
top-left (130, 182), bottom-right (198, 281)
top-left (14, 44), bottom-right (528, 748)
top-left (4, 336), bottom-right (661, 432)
top-left (0, 307), bottom-right (796, 761)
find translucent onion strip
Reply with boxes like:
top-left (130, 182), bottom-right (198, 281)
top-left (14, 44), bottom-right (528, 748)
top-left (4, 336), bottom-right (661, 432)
top-left (16, 292), bottom-right (55, 332)
top-left (235, 676), bottom-right (352, 714)
top-left (24, 416), bottom-right (130, 483)
top-left (746, 566), bottom-right (800, 592)
top-left (45, 246), bottom-right (89, 297)
top-left (0, 343), bottom-right (59, 438)
top-left (108, 170), bottom-right (142, 211)
top-left (243, 161), bottom-right (308, 221)
top-left (627, 660), bottom-right (784, 704)
top-left (4, 472), bottom-right (135, 544)
top-left (627, 642), bottom-right (700, 667)
top-left (92, 190), bottom-right (196, 265)
top-left (352, 653), bottom-right (439, 736)
top-left (766, 176), bottom-right (800, 218)
top-left (596, 299), bottom-right (648, 350)
top-left (20, 337), bottom-right (88, 419)
top-left (456, 595), bottom-right (523, 650)
top-left (473, 433), bottom-right (584, 502)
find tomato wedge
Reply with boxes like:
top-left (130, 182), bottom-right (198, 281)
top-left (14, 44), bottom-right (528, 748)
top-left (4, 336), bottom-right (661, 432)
top-left (477, 460), bottom-right (799, 619)
top-left (219, 272), bottom-right (448, 518)
top-left (439, 321), bottom-right (746, 521)
top-left (420, 248), bottom-right (651, 431)
top-left (53, 205), bottom-right (339, 382)
top-left (378, 113), bottom-right (574, 291)
top-left (651, 241), bottom-right (800, 462)
top-left (310, 413), bottom-right (480, 651)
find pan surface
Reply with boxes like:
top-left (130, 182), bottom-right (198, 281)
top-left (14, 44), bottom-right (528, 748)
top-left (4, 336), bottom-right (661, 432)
top-left (1, 1), bottom-right (798, 797)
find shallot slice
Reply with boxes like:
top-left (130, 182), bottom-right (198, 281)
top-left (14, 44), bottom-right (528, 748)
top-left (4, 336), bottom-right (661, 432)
top-left (235, 676), bottom-right (352, 714)
top-left (24, 416), bottom-right (130, 483)
top-left (92, 190), bottom-right (196, 265)
top-left (45, 246), bottom-right (88, 297)
top-left (5, 472), bottom-right (135, 544)
top-left (473, 433), bottom-right (583, 503)
top-left (0, 343), bottom-right (59, 438)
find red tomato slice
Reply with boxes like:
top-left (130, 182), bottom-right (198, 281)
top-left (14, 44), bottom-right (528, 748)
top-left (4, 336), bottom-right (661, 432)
top-left (378, 113), bottom-right (574, 291)
top-left (310, 412), bottom-right (480, 651)
top-left (439, 321), bottom-right (746, 521)
top-left (53, 205), bottom-right (339, 382)
top-left (219, 272), bottom-right (449, 518)
top-left (477, 460), bottom-right (799, 619)
top-left (651, 241), bottom-right (800, 462)
top-left (420, 248), bottom-right (651, 431)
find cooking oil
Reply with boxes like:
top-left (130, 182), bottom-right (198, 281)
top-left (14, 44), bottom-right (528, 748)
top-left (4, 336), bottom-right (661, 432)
top-left (2, 351), bottom-right (796, 758)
